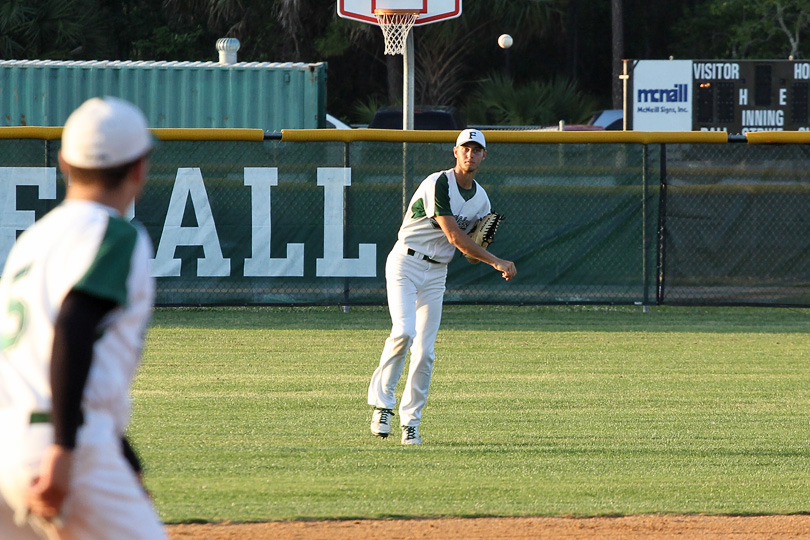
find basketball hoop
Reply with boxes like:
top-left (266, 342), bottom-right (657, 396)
top-left (375, 9), bottom-right (419, 55)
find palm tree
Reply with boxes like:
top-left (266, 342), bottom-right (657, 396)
top-left (157, 0), bottom-right (567, 111)
top-left (410, 0), bottom-right (565, 107)
top-left (0, 0), bottom-right (112, 59)
top-left (163, 0), bottom-right (247, 34)
top-left (468, 73), bottom-right (598, 126)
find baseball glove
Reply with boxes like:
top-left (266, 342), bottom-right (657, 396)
top-left (465, 212), bottom-right (503, 264)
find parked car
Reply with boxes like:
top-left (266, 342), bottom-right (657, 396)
top-left (535, 110), bottom-right (625, 131)
top-left (588, 109), bottom-right (623, 130)
top-left (325, 113), bottom-right (352, 129)
top-left (368, 106), bottom-right (466, 130)
top-left (535, 123), bottom-right (605, 132)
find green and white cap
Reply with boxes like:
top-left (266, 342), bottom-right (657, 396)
top-left (455, 129), bottom-right (486, 149)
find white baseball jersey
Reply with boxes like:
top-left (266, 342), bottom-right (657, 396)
top-left (0, 199), bottom-right (155, 435)
top-left (397, 168), bottom-right (492, 263)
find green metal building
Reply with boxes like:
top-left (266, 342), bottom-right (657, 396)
top-left (0, 58), bottom-right (327, 130)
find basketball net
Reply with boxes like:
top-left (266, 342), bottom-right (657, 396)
top-left (375, 10), bottom-right (419, 55)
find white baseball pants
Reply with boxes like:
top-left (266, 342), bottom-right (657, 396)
top-left (368, 249), bottom-right (447, 427)
top-left (0, 410), bottom-right (166, 540)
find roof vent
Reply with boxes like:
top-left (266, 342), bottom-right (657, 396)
top-left (216, 38), bottom-right (240, 65)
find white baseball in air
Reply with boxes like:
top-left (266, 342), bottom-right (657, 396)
top-left (498, 34), bottom-right (513, 49)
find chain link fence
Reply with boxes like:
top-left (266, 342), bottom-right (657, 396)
top-left (661, 142), bottom-right (810, 305)
top-left (0, 129), bottom-right (807, 306)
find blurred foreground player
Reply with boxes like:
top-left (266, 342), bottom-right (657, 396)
top-left (0, 97), bottom-right (166, 540)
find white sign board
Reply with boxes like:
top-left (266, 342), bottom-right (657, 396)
top-left (632, 60), bottom-right (693, 131)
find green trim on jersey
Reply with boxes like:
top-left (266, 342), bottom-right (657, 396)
top-left (12, 265), bottom-right (31, 281)
top-left (434, 173), bottom-right (454, 216)
top-left (458, 183), bottom-right (477, 201)
top-left (0, 263), bottom-right (33, 350)
top-left (74, 216), bottom-right (137, 307)
top-left (411, 198), bottom-right (426, 219)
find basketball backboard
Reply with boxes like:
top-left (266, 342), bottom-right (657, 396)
top-left (338, 0), bottom-right (461, 26)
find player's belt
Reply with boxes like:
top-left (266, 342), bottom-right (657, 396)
top-left (30, 412), bottom-right (51, 424)
top-left (29, 411), bottom-right (84, 425)
top-left (406, 248), bottom-right (440, 264)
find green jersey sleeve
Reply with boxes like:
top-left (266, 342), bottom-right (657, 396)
top-left (434, 172), bottom-right (453, 216)
top-left (73, 217), bottom-right (137, 307)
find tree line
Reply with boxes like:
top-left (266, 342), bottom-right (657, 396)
top-left (1, 0), bottom-right (809, 126)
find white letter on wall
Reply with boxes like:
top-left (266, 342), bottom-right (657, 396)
top-left (243, 167), bottom-right (304, 277)
top-left (0, 167), bottom-right (56, 268)
top-left (315, 167), bottom-right (376, 277)
top-left (152, 168), bottom-right (230, 277)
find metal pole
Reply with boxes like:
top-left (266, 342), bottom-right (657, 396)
top-left (656, 144), bottom-right (668, 305)
top-left (403, 31), bottom-right (415, 130)
top-left (621, 59), bottom-right (630, 131)
top-left (343, 140), bottom-right (351, 313)
top-left (641, 143), bottom-right (649, 309)
top-left (402, 30), bottom-right (415, 215)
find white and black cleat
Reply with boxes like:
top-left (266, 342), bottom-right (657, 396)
top-left (370, 407), bottom-right (393, 438)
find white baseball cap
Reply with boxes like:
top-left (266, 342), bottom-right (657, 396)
top-left (61, 97), bottom-right (152, 168)
top-left (455, 129), bottom-right (486, 149)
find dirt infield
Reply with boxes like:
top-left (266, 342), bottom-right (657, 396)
top-left (167, 515), bottom-right (810, 539)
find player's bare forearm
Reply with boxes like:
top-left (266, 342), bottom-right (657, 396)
top-left (455, 232), bottom-right (516, 280)
top-left (466, 246), bottom-right (516, 281)
top-left (454, 233), bottom-right (494, 263)
top-left (436, 215), bottom-right (516, 280)
top-left (492, 258), bottom-right (517, 280)
top-left (436, 215), bottom-right (490, 260)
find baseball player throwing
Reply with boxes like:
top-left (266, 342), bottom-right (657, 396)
top-left (0, 97), bottom-right (165, 540)
top-left (368, 129), bottom-right (516, 445)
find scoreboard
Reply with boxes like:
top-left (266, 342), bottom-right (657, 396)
top-left (626, 59), bottom-right (810, 133)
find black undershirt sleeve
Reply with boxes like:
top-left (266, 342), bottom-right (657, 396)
top-left (121, 436), bottom-right (143, 474)
top-left (51, 289), bottom-right (117, 449)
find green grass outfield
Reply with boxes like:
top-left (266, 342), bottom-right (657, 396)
top-left (130, 305), bottom-right (810, 523)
